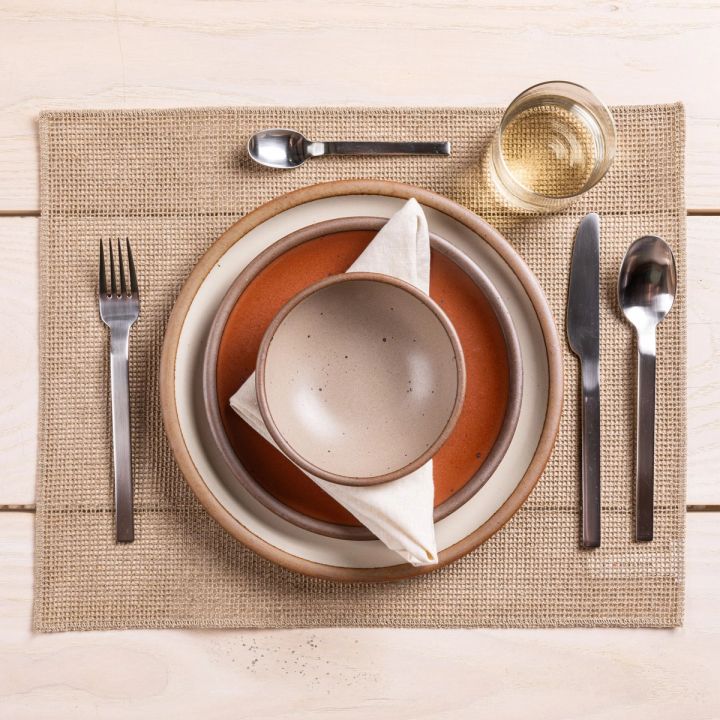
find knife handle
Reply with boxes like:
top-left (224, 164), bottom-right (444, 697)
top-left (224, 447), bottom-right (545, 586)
top-left (636, 333), bottom-right (657, 542)
top-left (580, 360), bottom-right (601, 548)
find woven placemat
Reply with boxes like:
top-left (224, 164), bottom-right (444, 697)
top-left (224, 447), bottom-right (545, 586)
top-left (34, 104), bottom-right (686, 632)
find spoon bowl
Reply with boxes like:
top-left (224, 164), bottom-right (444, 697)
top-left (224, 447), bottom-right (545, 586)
top-left (618, 235), bottom-right (677, 333)
top-left (248, 128), bottom-right (311, 169)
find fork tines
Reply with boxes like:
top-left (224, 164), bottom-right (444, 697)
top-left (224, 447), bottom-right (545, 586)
top-left (99, 238), bottom-right (139, 297)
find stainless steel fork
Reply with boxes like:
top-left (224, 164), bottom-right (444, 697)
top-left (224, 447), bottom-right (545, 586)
top-left (98, 239), bottom-right (140, 543)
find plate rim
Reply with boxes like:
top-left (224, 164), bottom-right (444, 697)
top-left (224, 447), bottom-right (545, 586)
top-left (159, 179), bottom-right (563, 582)
top-left (203, 216), bottom-right (524, 539)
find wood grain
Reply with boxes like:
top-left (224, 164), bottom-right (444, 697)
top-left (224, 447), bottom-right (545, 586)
top-left (1, 216), bottom-right (716, 504)
top-left (0, 511), bottom-right (717, 719)
top-left (0, 0), bottom-right (719, 210)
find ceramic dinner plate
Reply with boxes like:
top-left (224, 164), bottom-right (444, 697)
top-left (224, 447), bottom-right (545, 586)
top-left (160, 180), bottom-right (563, 582)
top-left (204, 217), bottom-right (523, 540)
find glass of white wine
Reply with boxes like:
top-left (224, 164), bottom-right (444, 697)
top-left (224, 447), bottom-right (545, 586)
top-left (490, 81), bottom-right (616, 212)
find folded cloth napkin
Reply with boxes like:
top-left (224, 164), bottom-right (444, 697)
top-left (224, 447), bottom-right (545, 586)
top-left (230, 199), bottom-right (438, 565)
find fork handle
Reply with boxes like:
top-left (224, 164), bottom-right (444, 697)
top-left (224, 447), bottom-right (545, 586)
top-left (109, 327), bottom-right (134, 543)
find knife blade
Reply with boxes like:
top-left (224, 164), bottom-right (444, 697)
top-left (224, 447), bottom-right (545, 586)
top-left (566, 213), bottom-right (601, 548)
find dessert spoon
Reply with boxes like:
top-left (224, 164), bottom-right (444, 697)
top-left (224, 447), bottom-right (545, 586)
top-left (248, 128), bottom-right (451, 169)
top-left (618, 235), bottom-right (677, 542)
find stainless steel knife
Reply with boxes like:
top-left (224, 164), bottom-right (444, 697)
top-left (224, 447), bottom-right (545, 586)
top-left (566, 213), bottom-right (601, 548)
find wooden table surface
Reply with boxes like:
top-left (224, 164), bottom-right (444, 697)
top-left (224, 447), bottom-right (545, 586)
top-left (1, 2), bottom-right (718, 718)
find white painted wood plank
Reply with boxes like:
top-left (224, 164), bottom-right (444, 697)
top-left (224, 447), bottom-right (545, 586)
top-left (0, 511), bottom-right (716, 719)
top-left (687, 218), bottom-right (720, 505)
top-left (1, 216), bottom-right (718, 504)
top-left (0, 218), bottom-right (38, 506)
top-left (0, 0), bottom-right (719, 210)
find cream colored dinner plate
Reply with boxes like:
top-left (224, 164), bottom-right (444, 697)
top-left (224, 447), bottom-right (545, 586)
top-left (160, 180), bottom-right (563, 582)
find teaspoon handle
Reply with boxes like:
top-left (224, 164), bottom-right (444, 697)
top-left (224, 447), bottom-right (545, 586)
top-left (636, 332), bottom-right (657, 542)
top-left (318, 141), bottom-right (451, 157)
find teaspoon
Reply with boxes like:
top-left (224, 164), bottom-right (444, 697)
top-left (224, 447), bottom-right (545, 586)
top-left (248, 128), bottom-right (451, 169)
top-left (617, 235), bottom-right (677, 542)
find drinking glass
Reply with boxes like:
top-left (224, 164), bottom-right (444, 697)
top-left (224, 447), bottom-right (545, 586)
top-left (490, 81), bottom-right (616, 212)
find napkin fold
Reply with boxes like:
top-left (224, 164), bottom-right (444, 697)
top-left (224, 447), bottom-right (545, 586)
top-left (230, 199), bottom-right (438, 565)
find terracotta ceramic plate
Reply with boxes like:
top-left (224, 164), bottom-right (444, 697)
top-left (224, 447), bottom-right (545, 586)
top-left (160, 180), bottom-right (563, 582)
top-left (204, 217), bottom-right (522, 539)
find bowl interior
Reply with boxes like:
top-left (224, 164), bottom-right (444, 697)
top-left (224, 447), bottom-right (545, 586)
top-left (258, 274), bottom-right (465, 484)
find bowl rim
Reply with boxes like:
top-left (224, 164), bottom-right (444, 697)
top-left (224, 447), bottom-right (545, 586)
top-left (254, 270), bottom-right (467, 487)
top-left (202, 215), bottom-right (524, 540)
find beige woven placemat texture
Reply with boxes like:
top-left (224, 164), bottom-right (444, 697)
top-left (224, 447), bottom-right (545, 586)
top-left (33, 104), bottom-right (686, 632)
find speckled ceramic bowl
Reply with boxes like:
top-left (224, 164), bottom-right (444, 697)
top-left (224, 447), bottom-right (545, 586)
top-left (255, 271), bottom-right (466, 487)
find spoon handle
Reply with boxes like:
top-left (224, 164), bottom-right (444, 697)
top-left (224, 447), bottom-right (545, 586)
top-left (636, 331), bottom-right (657, 542)
top-left (317, 141), bottom-right (451, 157)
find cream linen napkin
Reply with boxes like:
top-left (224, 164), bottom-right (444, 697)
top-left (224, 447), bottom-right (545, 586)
top-left (230, 199), bottom-right (438, 565)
